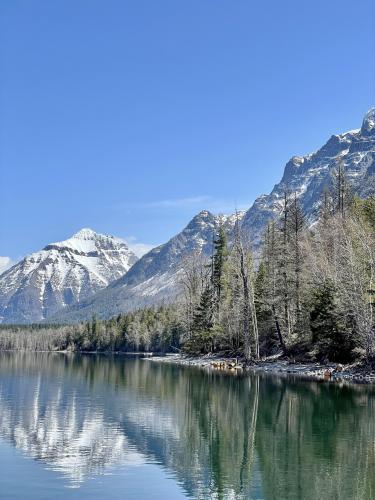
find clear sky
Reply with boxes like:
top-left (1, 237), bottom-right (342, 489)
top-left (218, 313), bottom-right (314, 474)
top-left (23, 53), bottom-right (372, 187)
top-left (1, 0), bottom-right (374, 267)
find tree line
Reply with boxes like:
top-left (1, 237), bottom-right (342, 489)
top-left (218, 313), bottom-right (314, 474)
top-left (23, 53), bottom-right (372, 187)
top-left (0, 308), bottom-right (183, 352)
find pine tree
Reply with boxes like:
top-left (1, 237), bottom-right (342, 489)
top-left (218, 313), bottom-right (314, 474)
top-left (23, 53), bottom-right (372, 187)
top-left (212, 225), bottom-right (229, 312)
top-left (186, 284), bottom-right (214, 353)
top-left (280, 190), bottom-right (291, 338)
top-left (254, 260), bottom-right (274, 346)
top-left (89, 315), bottom-right (98, 349)
top-left (310, 280), bottom-right (354, 362)
top-left (288, 193), bottom-right (305, 329)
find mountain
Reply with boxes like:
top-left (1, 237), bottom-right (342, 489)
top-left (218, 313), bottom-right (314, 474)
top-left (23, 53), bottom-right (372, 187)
top-left (51, 211), bottom-right (242, 322)
top-left (242, 108), bottom-right (375, 243)
top-left (3, 108), bottom-right (375, 323)
top-left (0, 229), bottom-right (138, 323)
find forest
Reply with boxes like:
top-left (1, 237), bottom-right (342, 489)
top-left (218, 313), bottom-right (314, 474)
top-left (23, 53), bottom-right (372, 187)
top-left (179, 182), bottom-right (375, 364)
top-left (1, 175), bottom-right (374, 365)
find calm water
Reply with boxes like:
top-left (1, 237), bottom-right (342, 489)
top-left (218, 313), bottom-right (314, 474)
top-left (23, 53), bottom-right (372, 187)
top-left (0, 353), bottom-right (374, 499)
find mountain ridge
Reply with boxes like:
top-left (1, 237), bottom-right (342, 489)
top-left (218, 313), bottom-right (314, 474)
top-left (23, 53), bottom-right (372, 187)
top-left (241, 108), bottom-right (375, 242)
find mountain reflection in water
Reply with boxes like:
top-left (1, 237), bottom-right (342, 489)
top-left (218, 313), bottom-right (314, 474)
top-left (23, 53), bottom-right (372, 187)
top-left (0, 352), bottom-right (374, 499)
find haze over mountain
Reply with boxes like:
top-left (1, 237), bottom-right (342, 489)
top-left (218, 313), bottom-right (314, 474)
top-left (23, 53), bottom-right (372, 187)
top-left (1, 108), bottom-right (374, 323)
top-left (0, 229), bottom-right (138, 323)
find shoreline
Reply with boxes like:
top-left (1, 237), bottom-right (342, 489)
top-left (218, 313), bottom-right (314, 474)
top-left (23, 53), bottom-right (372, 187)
top-left (2, 349), bottom-right (375, 385)
top-left (146, 353), bottom-right (375, 385)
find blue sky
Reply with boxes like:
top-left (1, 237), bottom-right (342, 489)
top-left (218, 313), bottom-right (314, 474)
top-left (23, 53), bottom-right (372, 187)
top-left (1, 0), bottom-right (374, 267)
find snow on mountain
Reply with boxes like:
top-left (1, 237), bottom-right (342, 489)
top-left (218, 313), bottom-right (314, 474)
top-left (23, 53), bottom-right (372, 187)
top-left (0, 229), bottom-right (138, 323)
top-left (3, 109), bottom-right (374, 323)
top-left (55, 109), bottom-right (374, 322)
top-left (0, 363), bottom-right (146, 485)
top-left (51, 211), bottom-right (243, 322)
top-left (241, 108), bottom-right (375, 243)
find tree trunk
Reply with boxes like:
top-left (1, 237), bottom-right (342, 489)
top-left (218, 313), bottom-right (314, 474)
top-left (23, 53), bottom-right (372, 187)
top-left (272, 304), bottom-right (287, 355)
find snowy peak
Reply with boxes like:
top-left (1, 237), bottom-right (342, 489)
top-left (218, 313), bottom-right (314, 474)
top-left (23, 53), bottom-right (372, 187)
top-left (184, 210), bottom-right (216, 232)
top-left (280, 156), bottom-right (306, 184)
top-left (361, 107), bottom-right (375, 136)
top-left (72, 227), bottom-right (98, 238)
top-left (45, 228), bottom-right (130, 256)
top-left (242, 107), bottom-right (375, 243)
top-left (0, 229), bottom-right (138, 323)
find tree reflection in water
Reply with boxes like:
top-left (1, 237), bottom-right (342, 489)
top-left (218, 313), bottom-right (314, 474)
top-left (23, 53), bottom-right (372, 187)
top-left (0, 352), bottom-right (374, 499)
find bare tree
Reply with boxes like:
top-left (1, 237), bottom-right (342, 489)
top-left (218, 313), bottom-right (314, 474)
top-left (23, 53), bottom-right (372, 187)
top-left (231, 221), bottom-right (259, 361)
top-left (179, 251), bottom-right (210, 341)
top-left (263, 221), bottom-right (287, 355)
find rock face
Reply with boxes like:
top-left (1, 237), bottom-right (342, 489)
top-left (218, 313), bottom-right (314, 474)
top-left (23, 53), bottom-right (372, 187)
top-left (241, 108), bottom-right (375, 244)
top-left (0, 229), bottom-right (138, 323)
top-left (51, 211), bottom-right (241, 322)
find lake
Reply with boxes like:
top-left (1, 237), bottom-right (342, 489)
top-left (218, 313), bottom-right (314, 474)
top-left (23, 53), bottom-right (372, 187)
top-left (0, 352), bottom-right (374, 499)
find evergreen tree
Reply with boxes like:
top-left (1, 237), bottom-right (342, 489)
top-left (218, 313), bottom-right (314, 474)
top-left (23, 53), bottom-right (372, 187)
top-left (287, 193), bottom-right (305, 329)
top-left (186, 284), bottom-right (214, 353)
top-left (212, 225), bottom-right (229, 312)
top-left (310, 280), bottom-right (354, 362)
top-left (280, 190), bottom-right (291, 338)
top-left (254, 260), bottom-right (274, 347)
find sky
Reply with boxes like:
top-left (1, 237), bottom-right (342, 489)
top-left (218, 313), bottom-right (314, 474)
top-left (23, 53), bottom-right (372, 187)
top-left (1, 0), bottom-right (374, 269)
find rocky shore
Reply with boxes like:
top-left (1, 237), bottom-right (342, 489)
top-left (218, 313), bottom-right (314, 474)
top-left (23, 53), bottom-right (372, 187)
top-left (147, 353), bottom-right (375, 384)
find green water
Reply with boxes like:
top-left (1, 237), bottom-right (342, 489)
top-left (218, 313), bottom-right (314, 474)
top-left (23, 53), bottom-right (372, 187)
top-left (0, 352), bottom-right (374, 499)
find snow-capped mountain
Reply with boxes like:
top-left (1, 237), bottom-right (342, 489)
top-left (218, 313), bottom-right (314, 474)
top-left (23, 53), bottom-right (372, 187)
top-left (0, 229), bottom-right (138, 323)
top-left (55, 108), bottom-right (374, 322)
top-left (51, 211), bottom-right (242, 321)
top-left (2, 109), bottom-right (374, 323)
top-left (241, 108), bottom-right (375, 243)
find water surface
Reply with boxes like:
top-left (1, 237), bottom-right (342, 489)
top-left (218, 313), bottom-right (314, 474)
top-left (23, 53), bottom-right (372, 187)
top-left (0, 352), bottom-right (374, 499)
